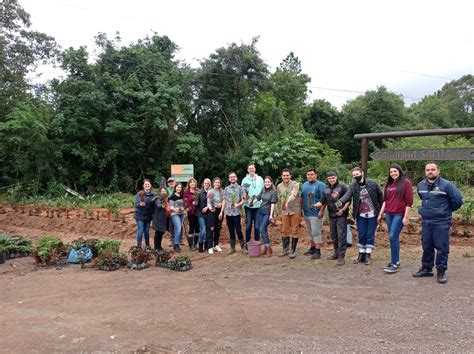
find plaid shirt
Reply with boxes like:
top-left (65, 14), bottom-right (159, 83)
top-left (223, 184), bottom-right (244, 216)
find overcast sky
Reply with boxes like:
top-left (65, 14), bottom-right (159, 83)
top-left (22, 0), bottom-right (473, 108)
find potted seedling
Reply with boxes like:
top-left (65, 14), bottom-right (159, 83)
top-left (127, 246), bottom-right (154, 270)
top-left (307, 192), bottom-right (314, 211)
top-left (31, 236), bottom-right (65, 266)
top-left (155, 249), bottom-right (173, 268)
top-left (0, 244), bottom-right (6, 264)
top-left (96, 239), bottom-right (126, 271)
top-left (168, 255), bottom-right (192, 271)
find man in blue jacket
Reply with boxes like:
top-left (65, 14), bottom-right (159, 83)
top-left (412, 162), bottom-right (463, 284)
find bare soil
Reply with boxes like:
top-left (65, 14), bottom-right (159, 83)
top-left (1, 206), bottom-right (473, 352)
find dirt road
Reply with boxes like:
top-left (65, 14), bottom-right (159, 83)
top-left (1, 207), bottom-right (473, 352)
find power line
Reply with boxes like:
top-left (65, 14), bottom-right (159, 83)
top-left (402, 71), bottom-right (454, 81)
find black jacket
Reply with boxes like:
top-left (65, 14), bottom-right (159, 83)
top-left (321, 181), bottom-right (349, 218)
top-left (194, 189), bottom-right (209, 219)
top-left (339, 178), bottom-right (383, 219)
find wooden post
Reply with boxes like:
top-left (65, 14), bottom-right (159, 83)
top-left (361, 137), bottom-right (368, 176)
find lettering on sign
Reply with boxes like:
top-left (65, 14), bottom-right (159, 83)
top-left (370, 148), bottom-right (474, 161)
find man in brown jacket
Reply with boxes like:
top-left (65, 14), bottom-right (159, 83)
top-left (277, 168), bottom-right (301, 258)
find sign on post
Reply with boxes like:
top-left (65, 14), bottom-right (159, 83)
top-left (370, 148), bottom-right (474, 161)
top-left (171, 164), bottom-right (194, 182)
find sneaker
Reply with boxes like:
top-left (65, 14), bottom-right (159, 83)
top-left (214, 245), bottom-right (223, 252)
top-left (208, 248), bottom-right (214, 255)
top-left (337, 258), bottom-right (345, 266)
top-left (412, 268), bottom-right (434, 277)
top-left (384, 262), bottom-right (400, 269)
top-left (437, 270), bottom-right (448, 284)
top-left (384, 264), bottom-right (399, 274)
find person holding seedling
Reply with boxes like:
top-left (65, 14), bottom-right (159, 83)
top-left (241, 164), bottom-right (264, 249)
top-left (184, 178), bottom-right (200, 251)
top-left (195, 178), bottom-right (211, 253)
top-left (207, 177), bottom-right (224, 254)
top-left (300, 168), bottom-right (326, 260)
top-left (277, 168), bottom-right (301, 259)
top-left (134, 179), bottom-right (155, 248)
top-left (221, 172), bottom-right (245, 255)
top-left (169, 183), bottom-right (185, 253)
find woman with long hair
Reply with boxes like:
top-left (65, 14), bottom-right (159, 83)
top-left (134, 179), bottom-right (155, 248)
top-left (195, 178), bottom-right (211, 253)
top-left (184, 177), bottom-right (200, 250)
top-left (255, 176), bottom-right (278, 257)
top-left (377, 163), bottom-right (413, 274)
top-left (207, 177), bottom-right (224, 254)
top-left (152, 187), bottom-right (169, 253)
top-left (169, 183), bottom-right (185, 253)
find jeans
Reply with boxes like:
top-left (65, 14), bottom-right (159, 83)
top-left (385, 213), bottom-right (404, 265)
top-left (226, 215), bottom-right (244, 241)
top-left (257, 210), bottom-right (271, 246)
top-left (245, 206), bottom-right (260, 242)
top-left (171, 214), bottom-right (184, 245)
top-left (421, 222), bottom-right (451, 271)
top-left (198, 216), bottom-right (208, 243)
top-left (136, 219), bottom-right (151, 247)
top-left (356, 216), bottom-right (377, 249)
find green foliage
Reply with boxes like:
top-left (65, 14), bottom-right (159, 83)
top-left (251, 131), bottom-right (348, 181)
top-left (31, 236), bottom-right (64, 265)
top-left (368, 136), bottom-right (474, 185)
top-left (97, 239), bottom-right (121, 254)
top-left (458, 200), bottom-right (473, 226)
top-left (168, 255), bottom-right (192, 270)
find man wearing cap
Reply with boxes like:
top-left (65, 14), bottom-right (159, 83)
top-left (300, 168), bottom-right (326, 259)
top-left (316, 171), bottom-right (350, 266)
top-left (166, 178), bottom-right (175, 197)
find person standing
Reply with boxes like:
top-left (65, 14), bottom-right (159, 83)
top-left (195, 178), bottom-right (211, 253)
top-left (207, 178), bottom-right (224, 254)
top-left (412, 162), bottom-right (463, 284)
top-left (377, 164), bottom-right (413, 274)
top-left (317, 171), bottom-right (350, 266)
top-left (152, 187), bottom-right (169, 254)
top-left (277, 168), bottom-right (301, 259)
top-left (336, 167), bottom-right (383, 265)
top-left (241, 164), bottom-right (264, 248)
top-left (184, 178), bottom-right (200, 251)
top-left (134, 179), bottom-right (155, 248)
top-left (169, 183), bottom-right (185, 253)
top-left (300, 168), bottom-right (326, 259)
top-left (255, 176), bottom-right (278, 257)
top-left (220, 172), bottom-right (246, 255)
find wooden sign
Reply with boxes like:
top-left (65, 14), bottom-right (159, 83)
top-left (171, 164), bottom-right (194, 182)
top-left (370, 148), bottom-right (474, 161)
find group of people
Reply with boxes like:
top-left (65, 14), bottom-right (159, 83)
top-left (134, 162), bottom-right (463, 284)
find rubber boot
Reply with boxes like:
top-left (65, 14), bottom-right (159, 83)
top-left (353, 252), bottom-right (366, 264)
top-left (228, 239), bottom-right (236, 255)
top-left (198, 242), bottom-right (204, 253)
top-left (289, 237), bottom-right (298, 259)
top-left (240, 240), bottom-right (248, 254)
top-left (193, 235), bottom-right (199, 251)
top-left (187, 236), bottom-right (194, 250)
top-left (364, 253), bottom-right (372, 265)
top-left (278, 237), bottom-right (290, 257)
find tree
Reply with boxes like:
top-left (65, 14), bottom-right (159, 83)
top-left (439, 74), bottom-right (473, 127)
top-left (0, 0), bottom-right (57, 120)
top-left (339, 86), bottom-right (408, 162)
top-left (270, 52), bottom-right (311, 131)
top-left (303, 99), bottom-right (343, 148)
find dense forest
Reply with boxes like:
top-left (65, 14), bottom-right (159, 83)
top-left (1, 0), bottom-right (473, 197)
